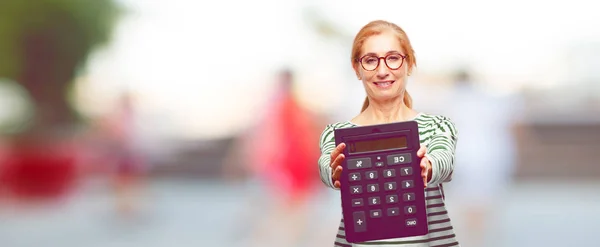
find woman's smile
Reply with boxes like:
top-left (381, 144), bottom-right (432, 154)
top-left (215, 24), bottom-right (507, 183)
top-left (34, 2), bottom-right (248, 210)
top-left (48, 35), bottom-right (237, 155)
top-left (373, 80), bottom-right (395, 89)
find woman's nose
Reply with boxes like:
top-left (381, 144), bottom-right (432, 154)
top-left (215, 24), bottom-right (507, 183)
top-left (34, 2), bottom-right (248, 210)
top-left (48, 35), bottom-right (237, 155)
top-left (376, 60), bottom-right (390, 78)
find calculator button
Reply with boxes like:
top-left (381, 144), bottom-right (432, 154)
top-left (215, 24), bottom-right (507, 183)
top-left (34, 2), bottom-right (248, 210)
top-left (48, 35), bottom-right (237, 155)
top-left (384, 182), bottom-right (397, 191)
top-left (368, 196), bottom-right (381, 205)
top-left (387, 207), bottom-right (400, 216)
top-left (365, 171), bottom-right (378, 180)
top-left (405, 218), bottom-right (418, 227)
top-left (347, 158), bottom-right (372, 170)
top-left (404, 205), bottom-right (416, 214)
top-left (350, 185), bottom-right (363, 194)
top-left (403, 192), bottom-right (415, 202)
top-left (370, 209), bottom-right (382, 218)
top-left (400, 167), bottom-right (413, 176)
top-left (383, 169), bottom-right (396, 178)
top-left (351, 198), bottom-right (364, 207)
top-left (401, 180), bottom-right (414, 189)
top-left (366, 184), bottom-right (379, 193)
top-left (349, 172), bottom-right (361, 181)
top-left (375, 162), bottom-right (384, 167)
top-left (387, 153), bottom-right (412, 165)
top-left (386, 195), bottom-right (398, 204)
top-left (353, 211), bottom-right (367, 232)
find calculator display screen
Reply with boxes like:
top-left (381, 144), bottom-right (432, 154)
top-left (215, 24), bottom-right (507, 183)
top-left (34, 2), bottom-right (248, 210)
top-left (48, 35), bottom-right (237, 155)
top-left (348, 136), bottom-right (408, 154)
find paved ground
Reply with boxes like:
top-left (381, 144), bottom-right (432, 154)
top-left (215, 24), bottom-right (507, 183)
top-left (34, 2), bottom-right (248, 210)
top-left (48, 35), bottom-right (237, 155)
top-left (1, 178), bottom-right (599, 247)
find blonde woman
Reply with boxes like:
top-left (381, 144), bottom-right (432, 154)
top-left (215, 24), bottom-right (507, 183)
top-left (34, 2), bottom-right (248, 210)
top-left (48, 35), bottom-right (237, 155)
top-left (318, 20), bottom-right (460, 247)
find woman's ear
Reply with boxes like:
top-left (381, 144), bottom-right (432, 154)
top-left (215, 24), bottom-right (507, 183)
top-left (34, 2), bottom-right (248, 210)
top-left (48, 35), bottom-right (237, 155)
top-left (407, 63), bottom-right (413, 76)
top-left (352, 63), bottom-right (362, 80)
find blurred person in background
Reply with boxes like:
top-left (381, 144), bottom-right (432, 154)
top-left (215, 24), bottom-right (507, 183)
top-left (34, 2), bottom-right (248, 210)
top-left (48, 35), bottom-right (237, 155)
top-left (97, 92), bottom-right (146, 218)
top-left (319, 20), bottom-right (460, 247)
top-left (222, 69), bottom-right (323, 247)
top-left (442, 69), bottom-right (521, 247)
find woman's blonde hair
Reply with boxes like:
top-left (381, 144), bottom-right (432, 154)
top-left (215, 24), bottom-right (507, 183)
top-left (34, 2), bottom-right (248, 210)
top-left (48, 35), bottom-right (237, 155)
top-left (351, 20), bottom-right (417, 112)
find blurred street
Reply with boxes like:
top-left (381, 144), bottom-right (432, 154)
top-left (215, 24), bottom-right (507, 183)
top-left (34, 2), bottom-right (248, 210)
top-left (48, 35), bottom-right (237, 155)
top-left (2, 178), bottom-right (600, 247)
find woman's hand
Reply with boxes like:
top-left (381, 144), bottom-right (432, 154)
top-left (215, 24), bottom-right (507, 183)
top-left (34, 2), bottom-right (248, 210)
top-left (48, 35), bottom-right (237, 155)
top-left (329, 143), bottom-right (346, 188)
top-left (417, 145), bottom-right (432, 188)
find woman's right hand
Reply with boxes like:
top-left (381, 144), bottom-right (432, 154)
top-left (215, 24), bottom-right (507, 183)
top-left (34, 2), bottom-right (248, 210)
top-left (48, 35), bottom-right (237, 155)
top-left (330, 143), bottom-right (346, 188)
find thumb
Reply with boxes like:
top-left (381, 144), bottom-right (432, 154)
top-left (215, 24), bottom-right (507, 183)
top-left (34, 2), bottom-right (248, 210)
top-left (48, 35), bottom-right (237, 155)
top-left (421, 158), bottom-right (429, 175)
top-left (417, 144), bottom-right (426, 157)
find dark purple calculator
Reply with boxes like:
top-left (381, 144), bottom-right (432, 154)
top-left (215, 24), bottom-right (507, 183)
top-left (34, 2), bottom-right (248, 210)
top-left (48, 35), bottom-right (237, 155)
top-left (334, 120), bottom-right (428, 243)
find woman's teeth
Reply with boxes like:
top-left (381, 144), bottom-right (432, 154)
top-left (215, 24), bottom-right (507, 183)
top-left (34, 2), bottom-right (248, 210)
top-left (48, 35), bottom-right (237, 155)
top-left (374, 81), bottom-right (393, 87)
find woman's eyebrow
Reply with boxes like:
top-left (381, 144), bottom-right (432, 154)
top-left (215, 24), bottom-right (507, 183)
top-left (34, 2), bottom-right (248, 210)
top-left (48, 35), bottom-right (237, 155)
top-left (386, 50), bottom-right (402, 55)
top-left (362, 50), bottom-right (402, 56)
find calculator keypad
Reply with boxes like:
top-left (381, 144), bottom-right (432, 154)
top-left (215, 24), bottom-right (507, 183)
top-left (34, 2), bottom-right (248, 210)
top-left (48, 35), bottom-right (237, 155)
top-left (383, 169), bottom-right (396, 178)
top-left (366, 184), bottom-right (379, 193)
top-left (370, 210), bottom-right (382, 218)
top-left (384, 182), bottom-right (396, 191)
top-left (403, 192), bottom-right (415, 202)
top-left (346, 153), bottom-right (420, 233)
top-left (353, 211), bottom-right (367, 232)
top-left (401, 180), bottom-right (415, 189)
top-left (350, 185), bottom-right (362, 194)
top-left (352, 198), bottom-right (364, 207)
top-left (387, 207), bottom-right (400, 216)
top-left (387, 154), bottom-right (412, 165)
top-left (365, 171), bottom-right (378, 180)
top-left (347, 158), bottom-right (372, 169)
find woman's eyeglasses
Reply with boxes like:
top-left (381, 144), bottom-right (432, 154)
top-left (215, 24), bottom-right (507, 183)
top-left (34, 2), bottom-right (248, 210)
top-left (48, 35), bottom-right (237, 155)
top-left (358, 53), bottom-right (406, 71)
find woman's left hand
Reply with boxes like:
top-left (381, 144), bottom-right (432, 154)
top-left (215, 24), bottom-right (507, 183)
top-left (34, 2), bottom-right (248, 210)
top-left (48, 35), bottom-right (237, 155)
top-left (417, 145), bottom-right (432, 188)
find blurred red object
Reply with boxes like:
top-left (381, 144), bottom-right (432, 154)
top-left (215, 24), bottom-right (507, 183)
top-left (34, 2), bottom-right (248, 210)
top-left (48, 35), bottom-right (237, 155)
top-left (0, 142), bottom-right (78, 201)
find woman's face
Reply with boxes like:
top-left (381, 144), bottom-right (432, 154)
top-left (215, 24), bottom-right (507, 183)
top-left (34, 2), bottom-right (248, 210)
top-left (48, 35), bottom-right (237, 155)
top-left (356, 32), bottom-right (408, 102)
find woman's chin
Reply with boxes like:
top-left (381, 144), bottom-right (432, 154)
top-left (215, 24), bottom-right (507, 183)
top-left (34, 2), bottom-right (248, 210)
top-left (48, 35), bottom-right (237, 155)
top-left (370, 93), bottom-right (401, 102)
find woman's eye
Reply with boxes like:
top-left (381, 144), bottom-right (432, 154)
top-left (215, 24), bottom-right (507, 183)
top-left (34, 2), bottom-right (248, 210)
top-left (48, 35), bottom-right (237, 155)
top-left (365, 58), bottom-right (377, 64)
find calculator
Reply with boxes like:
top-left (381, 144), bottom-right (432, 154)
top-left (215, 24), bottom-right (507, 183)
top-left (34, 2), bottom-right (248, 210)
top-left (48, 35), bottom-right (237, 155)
top-left (334, 120), bottom-right (428, 243)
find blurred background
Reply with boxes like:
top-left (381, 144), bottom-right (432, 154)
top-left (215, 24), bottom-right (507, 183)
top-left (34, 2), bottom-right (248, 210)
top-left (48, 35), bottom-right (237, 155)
top-left (0, 0), bottom-right (599, 246)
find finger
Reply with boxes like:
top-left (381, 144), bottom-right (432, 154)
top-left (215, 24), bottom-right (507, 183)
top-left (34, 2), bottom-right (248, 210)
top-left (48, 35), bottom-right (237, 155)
top-left (421, 158), bottom-right (429, 187)
top-left (330, 143), bottom-right (347, 162)
top-left (334, 180), bottom-right (341, 188)
top-left (331, 153), bottom-right (345, 170)
top-left (422, 169), bottom-right (428, 187)
top-left (332, 166), bottom-right (343, 181)
top-left (417, 144), bottom-right (427, 157)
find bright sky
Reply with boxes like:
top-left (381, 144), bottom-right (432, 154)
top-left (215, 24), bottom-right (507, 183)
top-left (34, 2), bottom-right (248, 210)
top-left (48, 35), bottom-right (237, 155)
top-left (73, 0), bottom-right (600, 140)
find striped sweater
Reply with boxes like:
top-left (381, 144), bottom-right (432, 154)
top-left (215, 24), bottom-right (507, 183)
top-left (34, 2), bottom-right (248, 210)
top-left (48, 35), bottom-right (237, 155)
top-left (318, 113), bottom-right (460, 247)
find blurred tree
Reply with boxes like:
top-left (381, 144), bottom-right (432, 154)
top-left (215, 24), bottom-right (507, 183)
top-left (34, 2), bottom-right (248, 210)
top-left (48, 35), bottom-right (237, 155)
top-left (0, 0), bottom-right (120, 139)
top-left (0, 0), bottom-right (121, 200)
top-left (302, 7), bottom-right (351, 43)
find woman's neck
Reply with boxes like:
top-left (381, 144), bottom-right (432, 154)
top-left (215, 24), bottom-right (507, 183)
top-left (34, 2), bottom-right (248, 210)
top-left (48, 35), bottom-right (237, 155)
top-left (352, 99), bottom-right (418, 126)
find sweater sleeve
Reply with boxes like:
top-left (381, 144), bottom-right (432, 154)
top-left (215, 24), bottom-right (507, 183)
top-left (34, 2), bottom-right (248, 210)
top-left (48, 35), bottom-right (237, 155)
top-left (424, 116), bottom-right (459, 186)
top-left (317, 124), bottom-right (340, 190)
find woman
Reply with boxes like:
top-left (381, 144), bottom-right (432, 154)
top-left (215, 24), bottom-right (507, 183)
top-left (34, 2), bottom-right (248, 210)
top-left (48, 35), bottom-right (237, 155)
top-left (223, 69), bottom-right (323, 247)
top-left (318, 20), bottom-right (460, 247)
